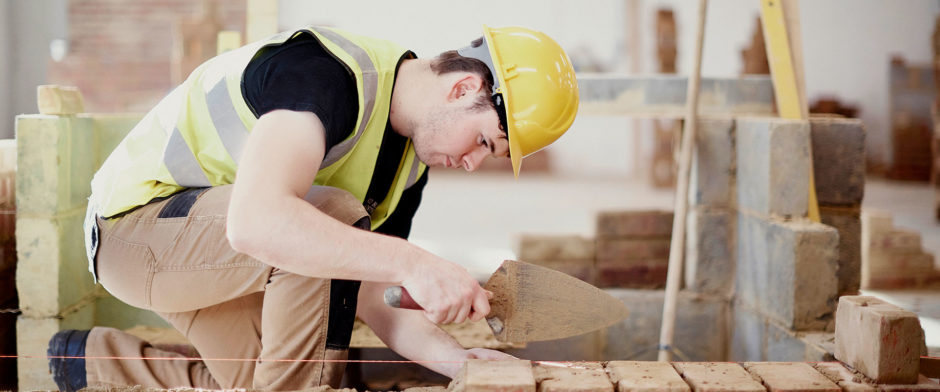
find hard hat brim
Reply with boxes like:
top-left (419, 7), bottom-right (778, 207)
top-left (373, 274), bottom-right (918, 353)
top-left (481, 25), bottom-right (523, 178)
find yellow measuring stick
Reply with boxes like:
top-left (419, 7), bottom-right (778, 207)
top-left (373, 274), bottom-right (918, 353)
top-left (761, 0), bottom-right (821, 222)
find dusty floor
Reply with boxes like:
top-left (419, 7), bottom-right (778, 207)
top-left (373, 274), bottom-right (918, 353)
top-left (409, 169), bottom-right (940, 354)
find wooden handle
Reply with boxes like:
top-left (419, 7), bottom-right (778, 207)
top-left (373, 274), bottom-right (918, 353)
top-left (383, 286), bottom-right (422, 310)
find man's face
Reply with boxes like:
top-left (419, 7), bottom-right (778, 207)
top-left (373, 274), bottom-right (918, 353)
top-left (411, 94), bottom-right (509, 171)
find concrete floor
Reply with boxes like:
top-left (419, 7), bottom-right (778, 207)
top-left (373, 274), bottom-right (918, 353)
top-left (409, 169), bottom-right (940, 355)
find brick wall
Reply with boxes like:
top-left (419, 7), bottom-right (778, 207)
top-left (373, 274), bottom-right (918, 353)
top-left (48, 0), bottom-right (246, 113)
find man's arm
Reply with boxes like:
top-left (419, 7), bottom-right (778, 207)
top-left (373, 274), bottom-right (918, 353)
top-left (357, 281), bottom-right (515, 378)
top-left (227, 109), bottom-right (489, 324)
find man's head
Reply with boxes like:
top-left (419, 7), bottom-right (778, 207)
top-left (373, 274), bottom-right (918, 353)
top-left (405, 26), bottom-right (579, 175)
top-left (407, 38), bottom-right (509, 172)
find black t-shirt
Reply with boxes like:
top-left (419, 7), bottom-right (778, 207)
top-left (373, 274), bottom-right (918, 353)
top-left (242, 33), bottom-right (426, 239)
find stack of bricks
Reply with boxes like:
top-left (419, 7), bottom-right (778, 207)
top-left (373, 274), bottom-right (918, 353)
top-left (14, 86), bottom-right (163, 390)
top-left (48, 0), bottom-right (246, 113)
top-left (886, 57), bottom-right (936, 182)
top-left (861, 210), bottom-right (940, 289)
top-left (514, 210), bottom-right (674, 289)
top-left (595, 210), bottom-right (673, 289)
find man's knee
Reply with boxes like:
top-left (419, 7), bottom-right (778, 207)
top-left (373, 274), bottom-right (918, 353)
top-left (302, 186), bottom-right (370, 229)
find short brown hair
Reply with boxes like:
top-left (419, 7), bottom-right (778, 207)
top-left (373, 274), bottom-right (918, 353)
top-left (431, 37), bottom-right (494, 112)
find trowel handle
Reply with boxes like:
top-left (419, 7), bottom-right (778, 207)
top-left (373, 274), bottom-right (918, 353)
top-left (383, 286), bottom-right (422, 310)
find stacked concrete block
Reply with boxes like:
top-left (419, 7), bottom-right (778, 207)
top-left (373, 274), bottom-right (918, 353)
top-left (731, 301), bottom-right (836, 362)
top-left (834, 296), bottom-right (925, 384)
top-left (14, 109), bottom-right (100, 388)
top-left (810, 117), bottom-right (866, 296)
top-left (14, 89), bottom-right (145, 390)
top-left (736, 118), bottom-right (810, 218)
top-left (595, 210), bottom-right (673, 288)
top-left (686, 118), bottom-right (736, 295)
top-left (861, 210), bottom-right (940, 289)
top-left (602, 289), bottom-right (728, 361)
top-left (515, 234), bottom-right (596, 284)
top-left (736, 214), bottom-right (839, 331)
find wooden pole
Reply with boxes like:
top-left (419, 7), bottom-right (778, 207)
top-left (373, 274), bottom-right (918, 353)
top-left (657, 0), bottom-right (707, 362)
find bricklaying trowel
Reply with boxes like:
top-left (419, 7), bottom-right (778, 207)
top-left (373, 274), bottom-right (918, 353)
top-left (384, 259), bottom-right (630, 342)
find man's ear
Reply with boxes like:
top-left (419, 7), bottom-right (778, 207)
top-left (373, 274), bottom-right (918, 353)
top-left (448, 73), bottom-right (484, 101)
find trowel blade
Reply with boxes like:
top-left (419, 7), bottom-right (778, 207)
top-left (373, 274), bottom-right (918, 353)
top-left (484, 260), bottom-right (630, 343)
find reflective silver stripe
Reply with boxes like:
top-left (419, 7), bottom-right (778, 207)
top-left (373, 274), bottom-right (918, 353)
top-left (404, 157), bottom-right (421, 189)
top-left (313, 27), bottom-right (378, 167)
top-left (164, 127), bottom-right (211, 187)
top-left (207, 80), bottom-right (250, 164)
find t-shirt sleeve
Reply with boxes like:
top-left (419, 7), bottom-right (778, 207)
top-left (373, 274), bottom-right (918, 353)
top-left (243, 36), bottom-right (359, 152)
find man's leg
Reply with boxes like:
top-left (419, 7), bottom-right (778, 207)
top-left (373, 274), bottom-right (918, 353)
top-left (89, 185), bottom-right (368, 388)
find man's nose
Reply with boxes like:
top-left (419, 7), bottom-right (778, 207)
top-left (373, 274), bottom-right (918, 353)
top-left (462, 148), bottom-right (489, 172)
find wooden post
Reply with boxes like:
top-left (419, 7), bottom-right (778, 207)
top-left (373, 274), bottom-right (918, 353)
top-left (657, 0), bottom-right (707, 362)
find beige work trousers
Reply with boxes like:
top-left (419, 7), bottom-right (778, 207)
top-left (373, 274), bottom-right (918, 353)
top-left (86, 185), bottom-right (370, 389)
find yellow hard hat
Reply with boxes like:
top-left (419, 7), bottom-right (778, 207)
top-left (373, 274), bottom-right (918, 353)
top-left (458, 26), bottom-right (579, 177)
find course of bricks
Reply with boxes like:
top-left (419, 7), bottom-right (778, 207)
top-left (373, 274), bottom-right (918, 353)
top-left (516, 210), bottom-right (674, 289)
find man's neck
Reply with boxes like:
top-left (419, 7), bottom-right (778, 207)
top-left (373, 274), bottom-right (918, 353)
top-left (389, 58), bottom-right (434, 139)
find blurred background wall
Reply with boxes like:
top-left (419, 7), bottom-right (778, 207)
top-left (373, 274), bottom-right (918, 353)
top-left (1, 0), bottom-right (938, 177)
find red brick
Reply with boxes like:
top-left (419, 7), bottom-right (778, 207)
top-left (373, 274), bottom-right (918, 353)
top-left (834, 296), bottom-right (924, 384)
top-left (606, 361), bottom-right (690, 392)
top-left (596, 238), bottom-right (671, 263)
top-left (870, 230), bottom-right (922, 253)
top-left (743, 362), bottom-right (839, 392)
top-left (533, 362), bottom-right (613, 392)
top-left (596, 210), bottom-right (673, 238)
top-left (596, 260), bottom-right (668, 289)
top-left (672, 362), bottom-right (765, 392)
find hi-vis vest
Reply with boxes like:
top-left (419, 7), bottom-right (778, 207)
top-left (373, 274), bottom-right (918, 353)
top-left (84, 27), bottom-right (427, 271)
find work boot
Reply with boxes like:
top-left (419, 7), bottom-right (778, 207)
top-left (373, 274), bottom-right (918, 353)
top-left (47, 329), bottom-right (89, 392)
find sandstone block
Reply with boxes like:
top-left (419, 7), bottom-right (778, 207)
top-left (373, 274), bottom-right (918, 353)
top-left (596, 210), bottom-right (673, 239)
top-left (37, 85), bottom-right (85, 115)
top-left (606, 361), bottom-right (690, 392)
top-left (533, 362), bottom-right (612, 392)
top-left (819, 206), bottom-right (862, 296)
top-left (870, 230), bottom-right (923, 253)
top-left (684, 208), bottom-right (734, 295)
top-left (690, 117), bottom-right (735, 207)
top-left (736, 214), bottom-right (839, 331)
top-left (15, 115), bottom-right (95, 216)
top-left (834, 296), bottom-right (924, 384)
top-left (736, 117), bottom-right (810, 218)
top-left (15, 214), bottom-right (95, 318)
top-left (809, 117), bottom-right (866, 206)
top-left (744, 362), bottom-right (839, 392)
top-left (672, 362), bottom-right (764, 392)
top-left (812, 363), bottom-right (876, 392)
top-left (463, 359), bottom-right (535, 392)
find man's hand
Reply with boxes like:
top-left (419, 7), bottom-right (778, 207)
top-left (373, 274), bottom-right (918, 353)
top-left (400, 256), bottom-right (491, 324)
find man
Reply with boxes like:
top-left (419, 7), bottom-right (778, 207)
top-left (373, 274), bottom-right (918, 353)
top-left (48, 24), bottom-right (579, 390)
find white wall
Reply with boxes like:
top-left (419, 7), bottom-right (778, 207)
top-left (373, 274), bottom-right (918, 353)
top-left (0, 2), bottom-right (11, 141)
top-left (1, 0), bottom-right (68, 139)
top-left (280, 0), bottom-right (940, 173)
